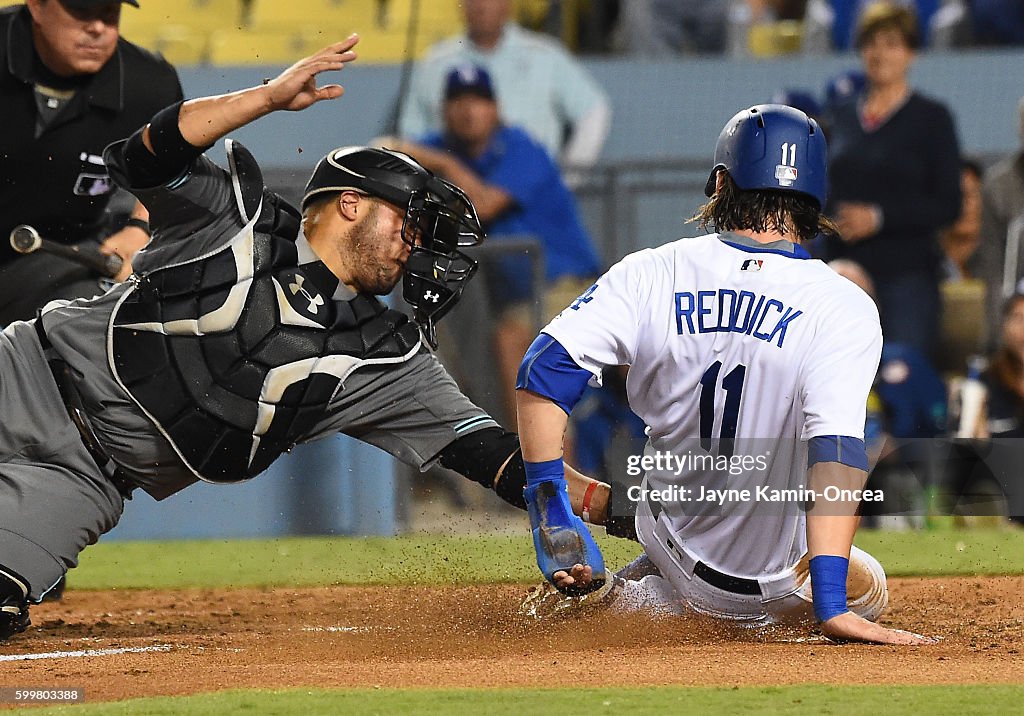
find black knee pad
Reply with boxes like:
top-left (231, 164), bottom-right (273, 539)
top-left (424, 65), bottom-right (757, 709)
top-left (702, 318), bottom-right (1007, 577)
top-left (438, 428), bottom-right (527, 510)
top-left (0, 566), bottom-right (31, 641)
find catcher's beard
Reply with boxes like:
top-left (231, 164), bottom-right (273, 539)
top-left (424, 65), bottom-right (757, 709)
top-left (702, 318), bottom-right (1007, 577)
top-left (346, 202), bottom-right (405, 295)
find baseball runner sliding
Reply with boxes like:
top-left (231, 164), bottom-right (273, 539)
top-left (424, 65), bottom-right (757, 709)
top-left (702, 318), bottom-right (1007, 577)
top-left (516, 105), bottom-right (935, 645)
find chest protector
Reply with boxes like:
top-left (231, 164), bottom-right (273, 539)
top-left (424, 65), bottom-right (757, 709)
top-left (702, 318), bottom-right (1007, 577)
top-left (109, 141), bottom-right (422, 483)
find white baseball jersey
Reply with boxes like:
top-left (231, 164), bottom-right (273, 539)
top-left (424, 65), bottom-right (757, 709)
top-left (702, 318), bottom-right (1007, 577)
top-left (544, 232), bottom-right (882, 578)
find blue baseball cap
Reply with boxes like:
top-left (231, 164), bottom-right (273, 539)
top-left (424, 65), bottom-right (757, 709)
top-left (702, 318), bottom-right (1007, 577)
top-left (444, 65), bottom-right (495, 102)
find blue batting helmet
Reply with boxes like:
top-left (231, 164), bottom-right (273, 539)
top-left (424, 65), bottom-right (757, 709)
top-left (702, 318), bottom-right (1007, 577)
top-left (704, 104), bottom-right (828, 209)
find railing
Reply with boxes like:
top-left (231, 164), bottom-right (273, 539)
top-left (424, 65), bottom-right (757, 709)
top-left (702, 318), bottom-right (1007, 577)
top-left (568, 158), bottom-right (718, 265)
top-left (266, 158), bottom-right (713, 273)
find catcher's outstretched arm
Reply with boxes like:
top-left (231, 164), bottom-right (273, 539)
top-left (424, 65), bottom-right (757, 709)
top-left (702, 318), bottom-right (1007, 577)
top-left (112, 38), bottom-right (360, 191)
top-left (149, 37), bottom-right (359, 152)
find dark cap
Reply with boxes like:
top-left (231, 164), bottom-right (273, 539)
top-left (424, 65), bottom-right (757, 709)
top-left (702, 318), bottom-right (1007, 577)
top-left (61, 0), bottom-right (140, 9)
top-left (444, 65), bottom-right (495, 102)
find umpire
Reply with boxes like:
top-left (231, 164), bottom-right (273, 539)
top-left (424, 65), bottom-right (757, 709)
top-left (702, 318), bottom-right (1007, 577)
top-left (0, 0), bottom-right (182, 326)
top-left (0, 37), bottom-right (613, 642)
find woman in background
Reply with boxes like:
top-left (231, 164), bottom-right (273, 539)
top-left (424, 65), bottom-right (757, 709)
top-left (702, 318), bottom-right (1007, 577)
top-left (823, 1), bottom-right (962, 360)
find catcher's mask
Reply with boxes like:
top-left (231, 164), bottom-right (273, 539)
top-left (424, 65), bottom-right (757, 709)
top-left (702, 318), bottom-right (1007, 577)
top-left (401, 177), bottom-right (483, 348)
top-left (302, 147), bottom-right (485, 347)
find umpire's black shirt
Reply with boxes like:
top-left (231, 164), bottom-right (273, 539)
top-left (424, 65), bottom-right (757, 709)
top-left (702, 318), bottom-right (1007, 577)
top-left (0, 5), bottom-right (183, 266)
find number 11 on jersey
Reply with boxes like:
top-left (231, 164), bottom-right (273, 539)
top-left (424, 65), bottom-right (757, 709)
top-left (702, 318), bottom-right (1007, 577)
top-left (699, 361), bottom-right (747, 459)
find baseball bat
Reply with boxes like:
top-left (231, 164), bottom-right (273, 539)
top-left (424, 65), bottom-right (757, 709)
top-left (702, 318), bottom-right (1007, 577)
top-left (9, 224), bottom-right (123, 278)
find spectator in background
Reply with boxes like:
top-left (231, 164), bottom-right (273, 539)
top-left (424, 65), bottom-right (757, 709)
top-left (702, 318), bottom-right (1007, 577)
top-left (977, 294), bottom-right (1024, 440)
top-left (970, 0), bottom-right (1024, 46)
top-left (612, 0), bottom-right (731, 55)
top-left (825, 70), bottom-right (866, 103)
top-left (823, 1), bottom-right (961, 364)
top-left (829, 258), bottom-right (947, 524)
top-left (803, 0), bottom-right (959, 52)
top-left (941, 158), bottom-right (984, 280)
top-left (936, 158), bottom-right (987, 374)
top-left (397, 0), bottom-right (610, 172)
top-left (976, 98), bottom-right (1024, 349)
top-left (822, 69), bottom-right (866, 128)
top-left (614, 1), bottom-right (811, 58)
top-left (821, 3), bottom-right (959, 510)
top-left (0, 0), bottom-right (183, 327)
top-left (386, 65), bottom-right (602, 427)
top-left (951, 292), bottom-right (1024, 525)
top-left (770, 88), bottom-right (823, 121)
top-left (570, 366), bottom-right (647, 480)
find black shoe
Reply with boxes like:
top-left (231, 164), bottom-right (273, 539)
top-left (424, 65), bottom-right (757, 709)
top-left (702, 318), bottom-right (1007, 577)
top-left (0, 569), bottom-right (31, 641)
top-left (0, 601), bottom-right (30, 641)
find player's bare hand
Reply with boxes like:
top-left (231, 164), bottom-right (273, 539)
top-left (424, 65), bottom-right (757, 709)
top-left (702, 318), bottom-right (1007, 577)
top-left (263, 35), bottom-right (359, 112)
top-left (835, 202), bottom-right (880, 243)
top-left (552, 564), bottom-right (593, 591)
top-left (820, 611), bottom-right (937, 645)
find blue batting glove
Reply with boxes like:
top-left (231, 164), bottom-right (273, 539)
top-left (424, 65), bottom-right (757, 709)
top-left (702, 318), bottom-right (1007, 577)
top-left (524, 459), bottom-right (606, 596)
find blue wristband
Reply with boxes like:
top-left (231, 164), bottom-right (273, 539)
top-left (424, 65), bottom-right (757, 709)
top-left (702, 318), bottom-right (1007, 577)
top-left (809, 555), bottom-right (850, 623)
top-left (524, 457), bottom-right (564, 487)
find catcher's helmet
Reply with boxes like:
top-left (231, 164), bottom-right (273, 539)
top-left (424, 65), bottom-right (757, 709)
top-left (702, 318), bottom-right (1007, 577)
top-left (302, 147), bottom-right (485, 348)
top-left (704, 104), bottom-right (828, 209)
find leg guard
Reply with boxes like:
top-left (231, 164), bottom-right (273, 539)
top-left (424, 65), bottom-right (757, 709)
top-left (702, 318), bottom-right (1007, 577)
top-left (846, 545), bottom-right (889, 622)
top-left (438, 428), bottom-right (527, 509)
top-left (0, 566), bottom-right (31, 641)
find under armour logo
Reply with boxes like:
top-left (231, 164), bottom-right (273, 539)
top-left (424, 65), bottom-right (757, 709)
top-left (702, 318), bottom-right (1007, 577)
top-left (423, 290), bottom-right (441, 303)
top-left (288, 274), bottom-right (324, 314)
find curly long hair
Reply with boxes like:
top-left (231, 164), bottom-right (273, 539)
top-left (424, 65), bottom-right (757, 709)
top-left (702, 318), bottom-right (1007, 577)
top-left (691, 171), bottom-right (838, 244)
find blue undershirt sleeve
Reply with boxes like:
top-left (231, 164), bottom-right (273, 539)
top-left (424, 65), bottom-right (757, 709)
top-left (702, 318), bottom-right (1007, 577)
top-left (515, 334), bottom-right (594, 416)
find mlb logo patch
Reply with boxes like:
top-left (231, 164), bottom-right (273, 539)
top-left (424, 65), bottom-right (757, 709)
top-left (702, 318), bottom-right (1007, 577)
top-left (740, 259), bottom-right (763, 272)
top-left (774, 164), bottom-right (798, 186)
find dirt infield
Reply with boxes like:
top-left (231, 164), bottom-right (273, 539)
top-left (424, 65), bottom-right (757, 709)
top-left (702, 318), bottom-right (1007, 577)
top-left (0, 576), bottom-right (1021, 702)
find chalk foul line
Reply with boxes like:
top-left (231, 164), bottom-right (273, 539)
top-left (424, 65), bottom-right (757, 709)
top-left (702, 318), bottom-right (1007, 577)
top-left (0, 644), bottom-right (174, 662)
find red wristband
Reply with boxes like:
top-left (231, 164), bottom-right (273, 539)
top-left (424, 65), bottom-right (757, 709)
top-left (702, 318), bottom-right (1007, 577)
top-left (581, 481), bottom-right (598, 523)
